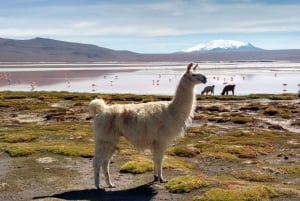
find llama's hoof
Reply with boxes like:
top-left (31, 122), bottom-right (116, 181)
top-left (108, 184), bottom-right (116, 188)
top-left (96, 187), bottom-right (105, 191)
top-left (154, 176), bottom-right (168, 183)
top-left (160, 178), bottom-right (168, 183)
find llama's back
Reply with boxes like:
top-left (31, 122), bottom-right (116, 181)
top-left (93, 101), bottom-right (179, 150)
top-left (118, 102), bottom-right (172, 149)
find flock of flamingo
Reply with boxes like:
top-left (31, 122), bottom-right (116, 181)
top-left (0, 71), bottom-right (299, 94)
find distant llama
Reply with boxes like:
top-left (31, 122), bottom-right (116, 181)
top-left (201, 85), bottom-right (215, 95)
top-left (221, 84), bottom-right (235, 95)
top-left (88, 63), bottom-right (207, 189)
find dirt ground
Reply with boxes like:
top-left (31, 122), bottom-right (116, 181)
top-left (0, 94), bottom-right (299, 201)
top-left (0, 151), bottom-right (181, 201)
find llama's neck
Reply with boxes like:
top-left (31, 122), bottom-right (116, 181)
top-left (169, 75), bottom-right (196, 122)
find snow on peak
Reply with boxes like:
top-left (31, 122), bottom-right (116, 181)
top-left (184, 40), bottom-right (249, 52)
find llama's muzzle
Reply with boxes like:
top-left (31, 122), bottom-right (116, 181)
top-left (199, 74), bottom-right (207, 84)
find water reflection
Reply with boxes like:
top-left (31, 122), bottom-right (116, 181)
top-left (0, 68), bottom-right (299, 95)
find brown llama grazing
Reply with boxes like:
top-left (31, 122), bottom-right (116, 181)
top-left (221, 84), bottom-right (235, 95)
top-left (201, 85), bottom-right (215, 95)
top-left (88, 63), bottom-right (207, 189)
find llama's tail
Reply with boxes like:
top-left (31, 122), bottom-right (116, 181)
top-left (88, 98), bottom-right (107, 117)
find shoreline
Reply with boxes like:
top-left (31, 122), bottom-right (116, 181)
top-left (1, 61), bottom-right (300, 72)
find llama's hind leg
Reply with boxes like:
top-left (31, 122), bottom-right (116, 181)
top-left (93, 140), bottom-right (117, 189)
top-left (101, 150), bottom-right (116, 188)
top-left (100, 141), bottom-right (117, 188)
top-left (93, 154), bottom-right (102, 189)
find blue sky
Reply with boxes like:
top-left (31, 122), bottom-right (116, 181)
top-left (0, 0), bottom-right (300, 53)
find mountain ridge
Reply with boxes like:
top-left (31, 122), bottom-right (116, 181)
top-left (0, 37), bottom-right (142, 62)
top-left (183, 40), bottom-right (262, 52)
top-left (0, 37), bottom-right (300, 62)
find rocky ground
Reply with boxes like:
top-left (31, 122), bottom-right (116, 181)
top-left (0, 92), bottom-right (299, 201)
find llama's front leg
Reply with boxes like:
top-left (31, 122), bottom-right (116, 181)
top-left (153, 146), bottom-right (167, 183)
top-left (102, 160), bottom-right (115, 188)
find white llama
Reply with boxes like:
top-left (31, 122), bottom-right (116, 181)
top-left (88, 63), bottom-right (207, 189)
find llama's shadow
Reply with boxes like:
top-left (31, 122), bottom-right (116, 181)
top-left (33, 182), bottom-right (157, 201)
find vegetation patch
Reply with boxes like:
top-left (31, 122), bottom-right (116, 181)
top-left (279, 110), bottom-right (292, 119)
top-left (200, 152), bottom-right (240, 162)
top-left (231, 170), bottom-right (275, 182)
top-left (195, 143), bottom-right (263, 159)
top-left (264, 106), bottom-right (278, 116)
top-left (167, 145), bottom-right (200, 158)
top-left (120, 158), bottom-right (153, 174)
top-left (163, 156), bottom-right (194, 172)
top-left (166, 175), bottom-right (208, 193)
top-left (45, 142), bottom-right (94, 157)
top-left (119, 155), bottom-right (193, 174)
top-left (291, 119), bottom-right (300, 126)
top-left (3, 143), bottom-right (36, 157)
top-left (275, 166), bottom-right (300, 175)
top-left (231, 116), bottom-right (253, 124)
top-left (2, 141), bottom-right (94, 157)
top-left (193, 185), bottom-right (278, 201)
top-left (0, 133), bottom-right (37, 143)
top-left (268, 93), bottom-right (297, 100)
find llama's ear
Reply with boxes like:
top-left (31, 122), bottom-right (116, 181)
top-left (193, 64), bottom-right (198, 71)
top-left (186, 63), bottom-right (193, 73)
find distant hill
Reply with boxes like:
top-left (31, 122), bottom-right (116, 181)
top-left (0, 37), bottom-right (300, 62)
top-left (0, 37), bottom-right (142, 62)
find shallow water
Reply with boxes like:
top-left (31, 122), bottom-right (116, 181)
top-left (0, 62), bottom-right (300, 95)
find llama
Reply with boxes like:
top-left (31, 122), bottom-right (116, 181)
top-left (88, 63), bottom-right (207, 189)
top-left (221, 84), bottom-right (235, 95)
top-left (201, 85), bottom-right (215, 95)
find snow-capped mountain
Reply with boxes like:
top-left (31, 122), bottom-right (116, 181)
top-left (184, 40), bottom-right (261, 52)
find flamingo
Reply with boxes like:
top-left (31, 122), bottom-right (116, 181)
top-left (92, 84), bottom-right (97, 92)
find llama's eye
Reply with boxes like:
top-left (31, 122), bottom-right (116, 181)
top-left (192, 74), bottom-right (197, 76)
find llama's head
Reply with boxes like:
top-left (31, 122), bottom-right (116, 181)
top-left (185, 63), bottom-right (207, 84)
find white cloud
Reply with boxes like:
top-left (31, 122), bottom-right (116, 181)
top-left (0, 0), bottom-right (300, 52)
top-left (71, 21), bottom-right (98, 29)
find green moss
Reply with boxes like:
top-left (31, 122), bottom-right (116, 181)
top-left (119, 155), bottom-right (193, 174)
top-left (195, 143), bottom-right (263, 159)
top-left (201, 152), bottom-right (240, 162)
top-left (163, 156), bottom-right (193, 172)
top-left (269, 94), bottom-right (297, 100)
top-left (167, 146), bottom-right (200, 158)
top-left (207, 116), bottom-right (231, 123)
top-left (215, 96), bottom-right (247, 100)
top-left (276, 166), bottom-right (300, 175)
top-left (279, 111), bottom-right (292, 119)
top-left (120, 158), bottom-right (153, 174)
top-left (45, 142), bottom-right (94, 157)
top-left (231, 116), bottom-right (253, 124)
top-left (291, 119), bottom-right (300, 126)
top-left (193, 186), bottom-right (278, 201)
top-left (231, 170), bottom-right (275, 182)
top-left (0, 133), bottom-right (37, 143)
top-left (264, 106), bottom-right (278, 116)
top-left (4, 143), bottom-right (36, 157)
top-left (166, 175), bottom-right (208, 193)
top-left (201, 129), bottom-right (291, 150)
top-left (2, 141), bottom-right (94, 157)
